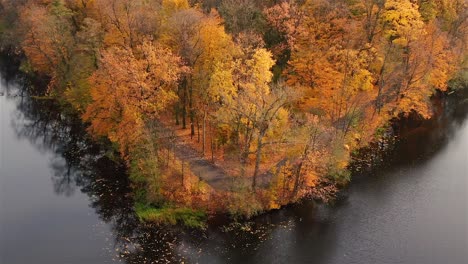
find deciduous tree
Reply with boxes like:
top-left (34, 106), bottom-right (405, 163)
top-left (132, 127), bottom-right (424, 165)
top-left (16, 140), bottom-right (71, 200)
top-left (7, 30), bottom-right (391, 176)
top-left (84, 40), bottom-right (185, 157)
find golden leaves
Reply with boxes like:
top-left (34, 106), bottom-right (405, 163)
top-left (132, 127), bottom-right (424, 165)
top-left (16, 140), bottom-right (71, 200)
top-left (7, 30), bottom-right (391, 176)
top-left (381, 0), bottom-right (426, 45)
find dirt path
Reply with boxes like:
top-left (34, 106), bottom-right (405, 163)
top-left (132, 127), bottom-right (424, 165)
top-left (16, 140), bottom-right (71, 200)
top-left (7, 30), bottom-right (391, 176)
top-left (155, 121), bottom-right (272, 191)
top-left (155, 121), bottom-right (241, 191)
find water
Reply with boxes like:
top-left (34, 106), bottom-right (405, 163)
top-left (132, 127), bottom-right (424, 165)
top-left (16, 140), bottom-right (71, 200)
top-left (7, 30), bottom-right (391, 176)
top-left (1, 59), bottom-right (468, 264)
top-left (0, 62), bottom-right (130, 263)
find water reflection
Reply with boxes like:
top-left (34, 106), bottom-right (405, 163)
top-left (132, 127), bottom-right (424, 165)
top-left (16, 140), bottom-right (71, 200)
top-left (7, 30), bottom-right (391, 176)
top-left (1, 57), bottom-right (197, 263)
top-left (351, 89), bottom-right (468, 179)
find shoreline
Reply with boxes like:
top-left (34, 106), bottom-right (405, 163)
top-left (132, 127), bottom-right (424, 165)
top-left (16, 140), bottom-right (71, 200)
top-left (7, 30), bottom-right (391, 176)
top-left (3, 51), bottom-right (467, 228)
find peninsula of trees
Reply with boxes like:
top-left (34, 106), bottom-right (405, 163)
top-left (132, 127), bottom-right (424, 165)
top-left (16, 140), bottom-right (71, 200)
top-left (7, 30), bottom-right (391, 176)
top-left (1, 0), bottom-right (466, 225)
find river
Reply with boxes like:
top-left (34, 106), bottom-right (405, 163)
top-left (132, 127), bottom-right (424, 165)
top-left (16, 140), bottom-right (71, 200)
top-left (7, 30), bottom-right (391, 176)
top-left (1, 58), bottom-right (467, 264)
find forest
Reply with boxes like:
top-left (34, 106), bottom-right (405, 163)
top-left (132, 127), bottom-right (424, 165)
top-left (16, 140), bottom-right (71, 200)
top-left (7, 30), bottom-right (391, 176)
top-left (0, 0), bottom-right (467, 226)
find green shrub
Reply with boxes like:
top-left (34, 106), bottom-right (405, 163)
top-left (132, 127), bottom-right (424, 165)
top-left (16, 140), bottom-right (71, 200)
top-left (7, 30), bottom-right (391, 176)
top-left (134, 203), bottom-right (207, 228)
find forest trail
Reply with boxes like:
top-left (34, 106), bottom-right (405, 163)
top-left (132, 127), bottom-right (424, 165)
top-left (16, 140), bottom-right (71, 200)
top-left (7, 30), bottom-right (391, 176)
top-left (155, 121), bottom-right (272, 191)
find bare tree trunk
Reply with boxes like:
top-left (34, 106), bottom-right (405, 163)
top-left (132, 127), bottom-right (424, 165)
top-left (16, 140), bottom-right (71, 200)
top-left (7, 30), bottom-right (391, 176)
top-left (174, 104), bottom-right (179, 125)
top-left (292, 126), bottom-right (318, 197)
top-left (210, 122), bottom-right (215, 162)
top-left (189, 78), bottom-right (195, 138)
top-left (240, 150), bottom-right (248, 178)
top-left (202, 109), bottom-right (207, 156)
top-left (281, 170), bottom-right (289, 202)
top-left (375, 44), bottom-right (392, 113)
top-left (182, 79), bottom-right (187, 129)
top-left (292, 157), bottom-right (305, 198)
top-left (252, 131), bottom-right (266, 190)
top-left (197, 116), bottom-right (200, 143)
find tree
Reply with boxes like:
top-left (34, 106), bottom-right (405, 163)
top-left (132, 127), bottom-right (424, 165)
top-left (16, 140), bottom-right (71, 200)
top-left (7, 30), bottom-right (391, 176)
top-left (191, 11), bottom-right (237, 155)
top-left (83, 40), bottom-right (185, 157)
top-left (287, 0), bottom-right (374, 133)
top-left (95, 0), bottom-right (161, 49)
top-left (19, 0), bottom-right (75, 92)
top-left (218, 0), bottom-right (266, 35)
top-left (375, 1), bottom-right (459, 118)
top-left (64, 17), bottom-right (104, 112)
top-left (394, 22), bottom-right (456, 118)
top-left (264, 0), bottom-right (303, 67)
top-left (381, 0), bottom-right (425, 47)
top-left (162, 6), bottom-right (203, 132)
top-left (216, 47), bottom-right (290, 189)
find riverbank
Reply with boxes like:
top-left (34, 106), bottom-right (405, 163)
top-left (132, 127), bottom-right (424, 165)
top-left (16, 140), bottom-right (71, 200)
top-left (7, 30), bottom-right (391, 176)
top-left (3, 59), bottom-right (468, 263)
top-left (2, 48), bottom-right (467, 228)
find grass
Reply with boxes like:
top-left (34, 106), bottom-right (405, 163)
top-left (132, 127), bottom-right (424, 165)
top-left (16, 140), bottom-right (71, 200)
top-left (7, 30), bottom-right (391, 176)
top-left (135, 203), bottom-right (207, 228)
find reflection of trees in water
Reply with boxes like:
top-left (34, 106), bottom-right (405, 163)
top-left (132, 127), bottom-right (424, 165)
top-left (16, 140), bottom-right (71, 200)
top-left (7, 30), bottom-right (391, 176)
top-left (351, 89), bottom-right (468, 176)
top-left (12, 92), bottom-right (90, 196)
top-left (4, 66), bottom-right (189, 263)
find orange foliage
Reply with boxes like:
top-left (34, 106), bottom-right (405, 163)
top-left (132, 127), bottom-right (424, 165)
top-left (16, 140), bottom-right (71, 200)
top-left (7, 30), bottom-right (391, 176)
top-left (83, 40), bottom-right (185, 157)
top-left (5, 0), bottom-right (466, 216)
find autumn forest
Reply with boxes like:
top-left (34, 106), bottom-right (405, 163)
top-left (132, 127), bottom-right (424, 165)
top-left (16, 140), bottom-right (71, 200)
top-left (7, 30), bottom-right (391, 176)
top-left (0, 0), bottom-right (467, 226)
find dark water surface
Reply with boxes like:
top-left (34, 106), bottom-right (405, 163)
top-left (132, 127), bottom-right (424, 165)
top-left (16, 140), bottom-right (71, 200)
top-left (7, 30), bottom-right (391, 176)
top-left (1, 59), bottom-right (468, 264)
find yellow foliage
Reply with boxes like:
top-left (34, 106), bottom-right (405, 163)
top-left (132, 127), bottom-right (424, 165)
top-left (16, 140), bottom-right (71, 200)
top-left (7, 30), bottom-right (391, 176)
top-left (162, 0), bottom-right (189, 15)
top-left (381, 0), bottom-right (425, 45)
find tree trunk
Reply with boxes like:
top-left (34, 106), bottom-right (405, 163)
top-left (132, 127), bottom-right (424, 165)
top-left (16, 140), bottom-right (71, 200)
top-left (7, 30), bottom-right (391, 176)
top-left (292, 159), bottom-right (304, 198)
top-left (210, 122), bottom-right (215, 162)
top-left (175, 104), bottom-right (180, 125)
top-left (375, 44), bottom-right (392, 113)
top-left (293, 126), bottom-right (318, 197)
top-left (189, 78), bottom-right (195, 138)
top-left (202, 109), bottom-right (207, 156)
top-left (293, 142), bottom-right (311, 198)
top-left (197, 116), bottom-right (200, 143)
top-left (240, 152), bottom-right (248, 178)
top-left (252, 131), bottom-right (265, 190)
top-left (182, 79), bottom-right (187, 129)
